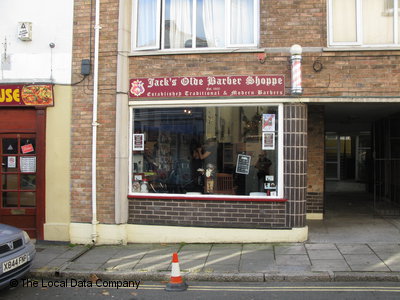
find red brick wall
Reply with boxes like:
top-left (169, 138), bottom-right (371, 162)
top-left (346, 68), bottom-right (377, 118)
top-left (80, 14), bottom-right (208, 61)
top-left (307, 105), bottom-right (325, 214)
top-left (263, 0), bottom-right (327, 47)
top-left (302, 51), bottom-right (400, 97)
top-left (71, 0), bottom-right (119, 223)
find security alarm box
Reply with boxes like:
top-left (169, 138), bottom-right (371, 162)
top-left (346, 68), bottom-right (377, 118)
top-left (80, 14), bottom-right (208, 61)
top-left (18, 22), bottom-right (32, 41)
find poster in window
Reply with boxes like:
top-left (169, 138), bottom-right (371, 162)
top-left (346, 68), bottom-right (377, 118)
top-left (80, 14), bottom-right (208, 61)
top-left (262, 132), bottom-right (275, 150)
top-left (235, 154), bottom-right (252, 175)
top-left (262, 114), bottom-right (275, 132)
top-left (20, 156), bottom-right (36, 173)
top-left (7, 156), bottom-right (16, 168)
top-left (21, 143), bottom-right (34, 154)
top-left (133, 134), bottom-right (144, 151)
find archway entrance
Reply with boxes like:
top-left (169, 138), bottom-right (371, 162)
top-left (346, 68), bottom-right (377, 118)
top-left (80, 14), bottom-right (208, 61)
top-left (324, 103), bottom-right (400, 217)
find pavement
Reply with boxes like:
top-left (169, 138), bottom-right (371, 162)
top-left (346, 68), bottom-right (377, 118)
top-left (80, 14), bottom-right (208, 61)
top-left (30, 192), bottom-right (400, 282)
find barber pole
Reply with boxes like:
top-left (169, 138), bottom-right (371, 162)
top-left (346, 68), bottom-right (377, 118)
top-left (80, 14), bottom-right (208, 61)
top-left (290, 44), bottom-right (303, 95)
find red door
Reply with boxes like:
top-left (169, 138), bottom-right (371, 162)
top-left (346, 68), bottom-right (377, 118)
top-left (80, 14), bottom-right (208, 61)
top-left (0, 134), bottom-right (37, 238)
top-left (0, 108), bottom-right (45, 239)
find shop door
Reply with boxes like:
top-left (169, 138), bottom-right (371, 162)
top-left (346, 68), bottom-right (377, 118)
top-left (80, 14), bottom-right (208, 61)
top-left (0, 134), bottom-right (37, 238)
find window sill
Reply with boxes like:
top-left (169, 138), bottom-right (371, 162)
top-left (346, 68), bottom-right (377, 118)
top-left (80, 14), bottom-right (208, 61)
top-left (128, 193), bottom-right (287, 202)
top-left (323, 46), bottom-right (400, 52)
top-left (129, 48), bottom-right (263, 57)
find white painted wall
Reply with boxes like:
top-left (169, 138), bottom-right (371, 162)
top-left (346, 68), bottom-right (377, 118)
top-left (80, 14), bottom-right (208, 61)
top-left (0, 0), bottom-right (74, 83)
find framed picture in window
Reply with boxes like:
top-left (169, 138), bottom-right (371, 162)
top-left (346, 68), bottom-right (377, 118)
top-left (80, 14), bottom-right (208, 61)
top-left (262, 114), bottom-right (275, 132)
top-left (262, 132), bottom-right (275, 150)
top-left (133, 133), bottom-right (145, 151)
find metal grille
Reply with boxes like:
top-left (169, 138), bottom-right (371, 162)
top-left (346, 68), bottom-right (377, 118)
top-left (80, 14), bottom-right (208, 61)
top-left (374, 159), bottom-right (400, 216)
top-left (0, 238), bottom-right (23, 254)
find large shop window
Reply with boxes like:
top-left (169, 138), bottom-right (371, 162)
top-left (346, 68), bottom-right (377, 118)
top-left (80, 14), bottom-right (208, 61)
top-left (129, 104), bottom-right (282, 198)
top-left (328, 0), bottom-right (400, 47)
top-left (132, 0), bottom-right (259, 51)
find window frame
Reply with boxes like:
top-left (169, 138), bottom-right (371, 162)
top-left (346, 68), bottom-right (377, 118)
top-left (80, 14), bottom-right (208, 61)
top-left (328, 0), bottom-right (399, 47)
top-left (128, 99), bottom-right (284, 199)
top-left (131, 0), bottom-right (260, 52)
top-left (131, 0), bottom-right (162, 50)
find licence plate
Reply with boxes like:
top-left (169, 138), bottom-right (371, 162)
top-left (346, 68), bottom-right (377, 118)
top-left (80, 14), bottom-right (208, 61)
top-left (2, 254), bottom-right (29, 273)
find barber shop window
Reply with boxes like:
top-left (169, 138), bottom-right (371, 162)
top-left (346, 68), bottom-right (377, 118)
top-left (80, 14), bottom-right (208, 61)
top-left (129, 105), bottom-right (282, 197)
top-left (131, 0), bottom-right (259, 51)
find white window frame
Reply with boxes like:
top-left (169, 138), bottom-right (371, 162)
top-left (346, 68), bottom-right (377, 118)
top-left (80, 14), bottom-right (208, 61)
top-left (131, 0), bottom-right (162, 50)
top-left (328, 0), bottom-right (399, 47)
top-left (132, 0), bottom-right (260, 52)
top-left (128, 99), bottom-right (284, 199)
top-left (226, 0), bottom-right (260, 48)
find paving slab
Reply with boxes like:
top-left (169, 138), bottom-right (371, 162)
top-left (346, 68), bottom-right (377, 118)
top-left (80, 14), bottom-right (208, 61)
top-left (202, 264), bottom-right (239, 273)
top-left (310, 259), bottom-right (351, 272)
top-left (275, 244), bottom-right (307, 255)
top-left (305, 244), bottom-right (337, 250)
top-left (369, 243), bottom-right (400, 254)
top-left (336, 244), bottom-right (374, 255)
top-left (132, 244), bottom-right (180, 271)
top-left (308, 249), bottom-right (343, 260)
top-left (343, 254), bottom-right (390, 271)
top-left (239, 259), bottom-right (275, 272)
top-left (65, 263), bottom-right (104, 271)
top-left (385, 264), bottom-right (400, 272)
top-left (275, 255), bottom-right (311, 266)
top-left (178, 260), bottom-right (207, 272)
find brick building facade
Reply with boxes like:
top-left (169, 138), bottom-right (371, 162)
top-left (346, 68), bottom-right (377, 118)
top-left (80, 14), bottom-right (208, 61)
top-left (69, 0), bottom-right (400, 244)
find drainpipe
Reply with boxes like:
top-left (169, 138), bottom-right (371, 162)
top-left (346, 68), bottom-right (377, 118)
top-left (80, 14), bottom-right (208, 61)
top-left (91, 0), bottom-right (101, 244)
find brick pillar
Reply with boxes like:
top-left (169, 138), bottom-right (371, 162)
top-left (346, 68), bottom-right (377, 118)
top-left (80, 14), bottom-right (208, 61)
top-left (307, 105), bottom-right (325, 215)
top-left (283, 103), bottom-right (307, 228)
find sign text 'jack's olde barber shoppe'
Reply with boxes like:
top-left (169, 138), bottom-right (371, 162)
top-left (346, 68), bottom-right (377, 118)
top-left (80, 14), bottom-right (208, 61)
top-left (129, 75), bottom-right (285, 99)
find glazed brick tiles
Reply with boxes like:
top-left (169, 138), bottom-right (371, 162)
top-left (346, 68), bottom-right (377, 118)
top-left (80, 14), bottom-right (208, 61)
top-left (128, 199), bottom-right (288, 229)
top-left (283, 103), bottom-right (308, 228)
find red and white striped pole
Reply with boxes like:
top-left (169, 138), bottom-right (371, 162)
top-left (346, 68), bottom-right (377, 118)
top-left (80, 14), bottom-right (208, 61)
top-left (290, 44), bottom-right (303, 95)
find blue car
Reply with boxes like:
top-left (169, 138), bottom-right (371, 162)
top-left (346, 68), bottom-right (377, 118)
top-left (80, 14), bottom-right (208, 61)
top-left (0, 224), bottom-right (36, 289)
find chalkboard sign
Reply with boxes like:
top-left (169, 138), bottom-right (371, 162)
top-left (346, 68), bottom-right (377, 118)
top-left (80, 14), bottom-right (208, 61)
top-left (235, 154), bottom-right (251, 175)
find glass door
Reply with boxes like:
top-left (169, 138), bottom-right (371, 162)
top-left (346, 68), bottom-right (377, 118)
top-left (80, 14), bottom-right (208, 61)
top-left (325, 133), bottom-right (340, 180)
top-left (0, 134), bottom-right (37, 237)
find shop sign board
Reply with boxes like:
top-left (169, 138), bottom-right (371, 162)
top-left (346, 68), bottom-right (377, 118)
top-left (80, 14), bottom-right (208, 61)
top-left (0, 84), bottom-right (54, 107)
top-left (129, 75), bottom-right (285, 99)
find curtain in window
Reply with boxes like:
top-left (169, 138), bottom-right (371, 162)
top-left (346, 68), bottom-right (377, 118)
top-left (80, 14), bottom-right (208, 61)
top-left (230, 0), bottom-right (254, 45)
top-left (363, 0), bottom-right (393, 44)
top-left (332, 0), bottom-right (357, 43)
top-left (137, 0), bottom-right (158, 48)
top-left (202, 0), bottom-right (225, 47)
top-left (169, 0), bottom-right (192, 48)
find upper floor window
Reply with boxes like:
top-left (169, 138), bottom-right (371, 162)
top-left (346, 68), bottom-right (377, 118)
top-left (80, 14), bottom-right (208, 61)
top-left (132, 0), bottom-right (259, 51)
top-left (328, 0), bottom-right (399, 47)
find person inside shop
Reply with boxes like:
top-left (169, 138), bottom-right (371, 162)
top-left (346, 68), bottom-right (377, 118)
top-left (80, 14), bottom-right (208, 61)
top-left (190, 141), bottom-right (205, 192)
top-left (143, 144), bottom-right (158, 172)
top-left (192, 138), bottom-right (218, 193)
top-left (191, 139), bottom-right (217, 192)
top-left (255, 152), bottom-right (272, 190)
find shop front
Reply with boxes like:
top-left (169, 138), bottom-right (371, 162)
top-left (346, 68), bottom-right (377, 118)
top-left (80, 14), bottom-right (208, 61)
top-left (0, 84), bottom-right (53, 239)
top-left (125, 75), bottom-right (308, 243)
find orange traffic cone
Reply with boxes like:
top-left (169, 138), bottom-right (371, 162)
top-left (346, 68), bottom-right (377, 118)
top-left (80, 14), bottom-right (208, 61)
top-left (165, 252), bottom-right (188, 292)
